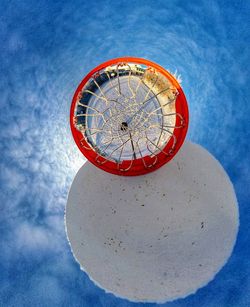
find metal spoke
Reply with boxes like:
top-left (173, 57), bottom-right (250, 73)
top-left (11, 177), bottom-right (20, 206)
top-left (92, 78), bottom-right (109, 105)
top-left (96, 137), bottom-right (131, 165)
top-left (73, 62), bottom-right (185, 172)
top-left (135, 139), bottom-right (158, 169)
top-left (146, 112), bottom-right (185, 128)
top-left (144, 129), bottom-right (177, 156)
top-left (83, 89), bottom-right (108, 103)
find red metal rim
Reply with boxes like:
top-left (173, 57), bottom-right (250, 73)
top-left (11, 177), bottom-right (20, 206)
top-left (70, 57), bottom-right (189, 176)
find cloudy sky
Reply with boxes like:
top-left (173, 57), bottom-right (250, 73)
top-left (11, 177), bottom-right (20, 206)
top-left (0, 0), bottom-right (249, 306)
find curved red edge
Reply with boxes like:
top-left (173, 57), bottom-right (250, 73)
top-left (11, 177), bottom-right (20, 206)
top-left (70, 57), bottom-right (189, 176)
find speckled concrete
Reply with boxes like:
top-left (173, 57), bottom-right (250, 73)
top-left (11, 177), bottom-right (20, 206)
top-left (65, 141), bottom-right (239, 303)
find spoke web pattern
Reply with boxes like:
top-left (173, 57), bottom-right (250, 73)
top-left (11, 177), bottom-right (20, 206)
top-left (74, 63), bottom-right (185, 171)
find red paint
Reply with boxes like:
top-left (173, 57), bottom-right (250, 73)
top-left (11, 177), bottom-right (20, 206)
top-left (70, 57), bottom-right (189, 176)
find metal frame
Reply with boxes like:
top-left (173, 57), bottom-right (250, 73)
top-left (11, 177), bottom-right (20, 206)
top-left (70, 57), bottom-right (189, 176)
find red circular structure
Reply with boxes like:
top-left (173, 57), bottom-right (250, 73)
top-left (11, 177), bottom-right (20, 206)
top-left (70, 57), bottom-right (189, 176)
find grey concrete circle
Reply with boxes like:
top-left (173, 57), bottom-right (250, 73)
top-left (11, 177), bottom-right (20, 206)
top-left (65, 142), bottom-right (239, 303)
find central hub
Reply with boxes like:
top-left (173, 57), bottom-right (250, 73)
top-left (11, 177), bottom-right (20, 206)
top-left (120, 122), bottom-right (128, 131)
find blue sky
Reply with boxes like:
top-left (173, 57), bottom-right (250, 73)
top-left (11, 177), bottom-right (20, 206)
top-left (0, 0), bottom-right (249, 306)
